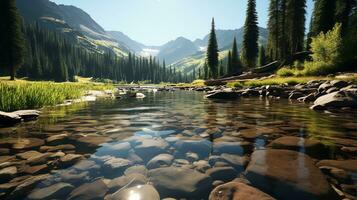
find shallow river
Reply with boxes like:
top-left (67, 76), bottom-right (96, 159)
top-left (1, 90), bottom-right (356, 200)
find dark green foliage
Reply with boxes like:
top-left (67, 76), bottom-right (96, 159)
top-left (0, 0), bottom-right (26, 80)
top-left (311, 0), bottom-right (336, 36)
top-left (267, 0), bottom-right (280, 61)
top-left (286, 0), bottom-right (306, 55)
top-left (241, 0), bottom-right (259, 68)
top-left (335, 0), bottom-right (356, 36)
top-left (258, 45), bottom-right (267, 67)
top-left (206, 18), bottom-right (219, 78)
top-left (229, 37), bottom-right (242, 75)
top-left (13, 24), bottom-right (189, 83)
top-left (218, 60), bottom-right (224, 77)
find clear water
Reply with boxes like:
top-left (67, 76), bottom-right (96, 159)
top-left (1, 90), bottom-right (356, 199)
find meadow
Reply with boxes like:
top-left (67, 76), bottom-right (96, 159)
top-left (0, 78), bottom-right (113, 112)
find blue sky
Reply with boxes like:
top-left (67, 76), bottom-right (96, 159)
top-left (51, 0), bottom-right (314, 46)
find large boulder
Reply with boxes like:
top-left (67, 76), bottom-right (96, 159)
top-left (312, 89), bottom-right (357, 110)
top-left (268, 136), bottom-right (326, 158)
top-left (316, 159), bottom-right (357, 173)
top-left (245, 149), bottom-right (338, 200)
top-left (133, 138), bottom-right (169, 162)
top-left (109, 185), bottom-right (160, 200)
top-left (174, 140), bottom-right (211, 159)
top-left (27, 182), bottom-right (74, 200)
top-left (209, 182), bottom-right (276, 200)
top-left (148, 167), bottom-right (212, 199)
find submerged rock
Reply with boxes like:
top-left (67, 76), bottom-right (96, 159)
top-left (147, 154), bottom-right (174, 169)
top-left (206, 166), bottom-right (238, 182)
top-left (209, 182), bottom-right (276, 200)
top-left (68, 179), bottom-right (108, 200)
top-left (148, 167), bottom-right (212, 199)
top-left (27, 182), bottom-right (74, 200)
top-left (269, 136), bottom-right (326, 158)
top-left (245, 149), bottom-right (338, 200)
top-left (109, 185), bottom-right (160, 200)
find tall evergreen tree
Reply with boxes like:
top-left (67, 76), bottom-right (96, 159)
top-left (230, 37), bottom-right (241, 75)
top-left (258, 45), bottom-right (267, 67)
top-left (278, 0), bottom-right (287, 59)
top-left (0, 0), bottom-right (26, 80)
top-left (285, 0), bottom-right (306, 56)
top-left (267, 0), bottom-right (280, 61)
top-left (227, 50), bottom-right (232, 73)
top-left (335, 0), bottom-right (356, 36)
top-left (311, 0), bottom-right (336, 36)
top-left (241, 0), bottom-right (259, 68)
top-left (206, 18), bottom-right (219, 78)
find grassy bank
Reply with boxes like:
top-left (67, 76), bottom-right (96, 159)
top-left (226, 74), bottom-right (357, 88)
top-left (0, 80), bottom-right (113, 112)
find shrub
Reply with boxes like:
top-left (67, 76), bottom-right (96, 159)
top-left (277, 67), bottom-right (295, 77)
top-left (302, 23), bottom-right (343, 76)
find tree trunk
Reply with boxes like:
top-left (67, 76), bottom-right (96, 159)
top-left (10, 66), bottom-right (16, 81)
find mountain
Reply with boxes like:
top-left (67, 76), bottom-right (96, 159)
top-left (171, 27), bottom-right (269, 73)
top-left (156, 37), bottom-right (198, 64)
top-left (16, 0), bottom-right (129, 57)
top-left (107, 31), bottom-right (145, 53)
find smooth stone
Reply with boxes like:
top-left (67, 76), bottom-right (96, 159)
top-left (73, 160), bottom-right (100, 172)
top-left (313, 90), bottom-right (357, 109)
top-left (269, 136), bottom-right (326, 158)
top-left (209, 182), bottom-right (276, 200)
top-left (124, 165), bottom-right (148, 176)
top-left (209, 154), bottom-right (248, 171)
top-left (0, 166), bottom-right (17, 182)
top-left (185, 152), bottom-right (199, 162)
top-left (109, 185), bottom-right (159, 200)
top-left (103, 157), bottom-right (133, 176)
top-left (148, 167), bottom-right (212, 198)
top-left (40, 144), bottom-right (76, 152)
top-left (27, 182), bottom-right (74, 200)
top-left (316, 160), bottom-right (357, 173)
top-left (193, 160), bottom-right (211, 173)
top-left (21, 164), bottom-right (49, 175)
top-left (16, 151), bottom-right (43, 160)
top-left (26, 153), bottom-right (53, 166)
top-left (205, 91), bottom-right (240, 99)
top-left (74, 136), bottom-right (112, 149)
top-left (213, 142), bottom-right (251, 155)
top-left (147, 154), bottom-right (174, 169)
top-left (206, 166), bottom-right (238, 182)
top-left (0, 148), bottom-right (10, 156)
top-left (59, 154), bottom-right (84, 168)
top-left (134, 138), bottom-right (169, 161)
top-left (245, 149), bottom-right (338, 200)
top-left (0, 111), bottom-right (22, 126)
top-left (11, 110), bottom-right (40, 121)
top-left (45, 133), bottom-right (69, 145)
top-left (59, 170), bottom-right (89, 185)
top-left (174, 140), bottom-right (211, 159)
top-left (10, 138), bottom-right (44, 151)
top-left (107, 173), bottom-right (148, 193)
top-left (68, 179), bottom-right (108, 200)
top-left (8, 174), bottom-right (51, 199)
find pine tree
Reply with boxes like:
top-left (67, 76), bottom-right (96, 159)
top-left (241, 0), bottom-right (259, 68)
top-left (206, 18), bottom-right (219, 79)
top-left (311, 0), bottom-right (336, 36)
top-left (335, 0), bottom-right (356, 36)
top-left (285, 0), bottom-right (306, 56)
top-left (218, 60), bottom-right (224, 77)
top-left (267, 0), bottom-right (280, 61)
top-left (258, 45), bottom-right (267, 67)
top-left (230, 37), bottom-right (241, 74)
top-left (227, 50), bottom-right (232, 74)
top-left (278, 0), bottom-right (287, 59)
top-left (0, 0), bottom-right (26, 80)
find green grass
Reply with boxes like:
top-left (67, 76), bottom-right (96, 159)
top-left (0, 80), bottom-right (113, 112)
top-left (227, 75), bottom-right (357, 88)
